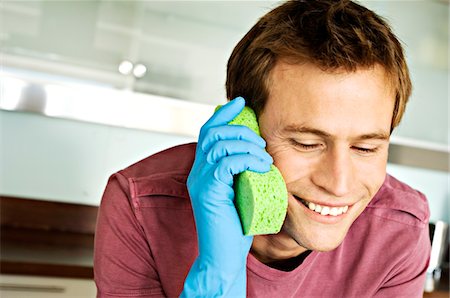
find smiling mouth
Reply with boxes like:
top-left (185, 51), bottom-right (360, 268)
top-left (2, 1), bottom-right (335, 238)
top-left (293, 195), bottom-right (349, 217)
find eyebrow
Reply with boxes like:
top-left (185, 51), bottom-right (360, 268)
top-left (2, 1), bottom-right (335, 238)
top-left (283, 124), bottom-right (390, 141)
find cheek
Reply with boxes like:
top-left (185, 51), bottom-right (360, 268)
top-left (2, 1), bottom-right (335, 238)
top-left (268, 147), bottom-right (310, 183)
top-left (358, 153), bottom-right (389, 193)
top-left (365, 166), bottom-right (387, 197)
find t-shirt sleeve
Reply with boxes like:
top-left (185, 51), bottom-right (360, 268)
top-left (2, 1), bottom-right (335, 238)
top-left (94, 173), bottom-right (166, 297)
top-left (374, 223), bottom-right (431, 298)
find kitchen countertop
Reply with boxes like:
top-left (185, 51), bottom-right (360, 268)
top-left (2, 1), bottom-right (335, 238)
top-left (424, 291), bottom-right (450, 298)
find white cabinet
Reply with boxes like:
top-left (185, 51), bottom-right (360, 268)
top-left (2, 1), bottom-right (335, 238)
top-left (1, 1), bottom-right (448, 165)
top-left (0, 275), bottom-right (96, 298)
top-left (2, 1), bottom-right (447, 145)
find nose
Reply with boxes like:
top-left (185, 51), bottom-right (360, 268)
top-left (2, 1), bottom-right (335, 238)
top-left (312, 146), bottom-right (353, 197)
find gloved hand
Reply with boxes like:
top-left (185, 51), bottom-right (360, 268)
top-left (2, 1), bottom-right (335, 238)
top-left (181, 97), bottom-right (273, 297)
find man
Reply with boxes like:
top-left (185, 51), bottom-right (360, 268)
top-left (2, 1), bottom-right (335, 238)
top-left (94, 1), bottom-right (430, 297)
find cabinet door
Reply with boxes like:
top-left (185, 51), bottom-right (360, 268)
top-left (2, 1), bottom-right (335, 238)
top-left (1, 1), bottom-right (278, 104)
top-left (1, 1), bottom-right (136, 88)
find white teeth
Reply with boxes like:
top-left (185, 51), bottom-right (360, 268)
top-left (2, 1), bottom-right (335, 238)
top-left (330, 207), bottom-right (339, 216)
top-left (302, 199), bottom-right (349, 217)
top-left (321, 206), bottom-right (330, 216)
top-left (314, 204), bottom-right (322, 213)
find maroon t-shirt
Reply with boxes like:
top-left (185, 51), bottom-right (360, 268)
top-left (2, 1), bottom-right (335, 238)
top-left (94, 143), bottom-right (430, 297)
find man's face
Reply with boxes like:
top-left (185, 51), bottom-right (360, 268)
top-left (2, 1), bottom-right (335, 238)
top-left (258, 61), bottom-right (394, 252)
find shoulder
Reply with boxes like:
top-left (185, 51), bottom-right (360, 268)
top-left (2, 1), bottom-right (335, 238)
top-left (365, 174), bottom-right (430, 228)
top-left (328, 175), bottom-right (431, 296)
top-left (109, 142), bottom-right (196, 201)
top-left (95, 143), bottom-right (197, 297)
top-left (119, 142), bottom-right (197, 180)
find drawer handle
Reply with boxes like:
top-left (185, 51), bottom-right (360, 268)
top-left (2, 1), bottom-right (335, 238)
top-left (0, 283), bottom-right (65, 293)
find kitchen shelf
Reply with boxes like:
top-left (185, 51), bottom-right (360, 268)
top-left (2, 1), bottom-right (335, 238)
top-left (1, 70), bottom-right (448, 172)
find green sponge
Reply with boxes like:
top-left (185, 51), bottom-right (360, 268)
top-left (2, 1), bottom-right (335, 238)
top-left (216, 105), bottom-right (288, 235)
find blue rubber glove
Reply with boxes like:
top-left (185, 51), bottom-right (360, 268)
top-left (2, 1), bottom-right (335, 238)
top-left (181, 97), bottom-right (273, 297)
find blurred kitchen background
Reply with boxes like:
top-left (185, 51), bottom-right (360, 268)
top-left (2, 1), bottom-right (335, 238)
top-left (0, 1), bottom-right (448, 297)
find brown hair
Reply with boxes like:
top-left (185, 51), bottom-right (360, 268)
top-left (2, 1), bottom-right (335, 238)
top-left (226, 0), bottom-right (411, 130)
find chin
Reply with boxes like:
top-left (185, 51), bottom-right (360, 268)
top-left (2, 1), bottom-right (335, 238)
top-left (301, 234), bottom-right (346, 252)
top-left (306, 237), bottom-right (346, 252)
top-left (283, 222), bottom-right (349, 252)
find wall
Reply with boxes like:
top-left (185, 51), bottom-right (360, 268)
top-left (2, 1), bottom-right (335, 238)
top-left (0, 110), bottom-right (194, 206)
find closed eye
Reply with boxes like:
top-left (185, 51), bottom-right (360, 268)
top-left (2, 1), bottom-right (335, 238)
top-left (352, 146), bottom-right (378, 153)
top-left (299, 144), bottom-right (320, 150)
top-left (289, 139), bottom-right (321, 151)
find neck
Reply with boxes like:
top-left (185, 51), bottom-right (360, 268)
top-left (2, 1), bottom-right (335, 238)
top-left (250, 231), bottom-right (308, 264)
